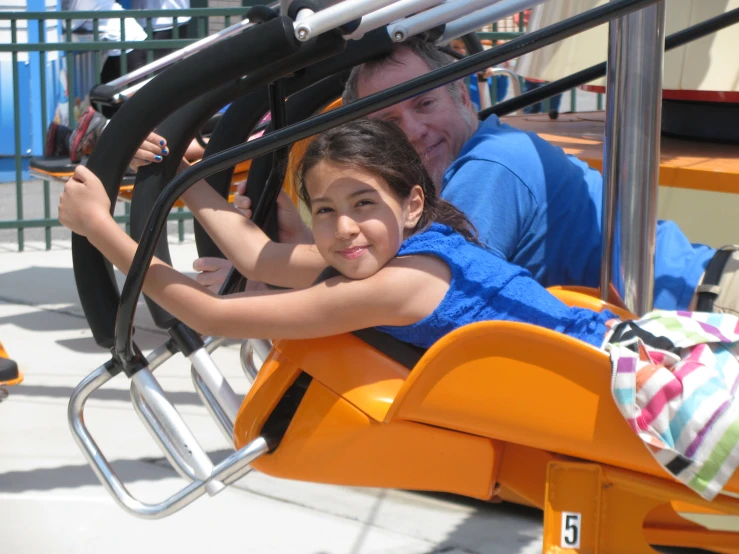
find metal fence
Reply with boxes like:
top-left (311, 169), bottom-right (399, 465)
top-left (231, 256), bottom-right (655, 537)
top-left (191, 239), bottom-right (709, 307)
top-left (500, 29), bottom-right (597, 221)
top-left (0, 7), bottom-right (598, 252)
top-left (0, 7), bottom-right (251, 250)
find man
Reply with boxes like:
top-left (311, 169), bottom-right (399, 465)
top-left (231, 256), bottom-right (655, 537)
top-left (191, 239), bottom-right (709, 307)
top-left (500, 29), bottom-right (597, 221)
top-left (196, 39), bottom-right (735, 314)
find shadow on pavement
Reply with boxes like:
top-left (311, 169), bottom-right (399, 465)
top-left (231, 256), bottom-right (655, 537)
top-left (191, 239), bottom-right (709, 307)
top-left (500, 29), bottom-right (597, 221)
top-left (9, 383), bottom-right (201, 405)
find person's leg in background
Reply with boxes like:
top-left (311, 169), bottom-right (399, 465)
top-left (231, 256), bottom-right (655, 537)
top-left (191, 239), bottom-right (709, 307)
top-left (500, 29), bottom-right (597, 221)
top-left (493, 75), bottom-right (508, 103)
top-left (522, 79), bottom-right (562, 117)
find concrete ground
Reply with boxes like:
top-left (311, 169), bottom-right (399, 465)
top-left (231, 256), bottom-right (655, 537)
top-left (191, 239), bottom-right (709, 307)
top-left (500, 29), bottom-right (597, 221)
top-left (0, 235), bottom-right (544, 554)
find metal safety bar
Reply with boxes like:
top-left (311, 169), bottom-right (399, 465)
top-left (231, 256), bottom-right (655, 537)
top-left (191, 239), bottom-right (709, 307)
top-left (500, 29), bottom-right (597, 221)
top-left (345, 0), bottom-right (446, 40)
top-left (188, 336), bottom-right (239, 443)
top-left (130, 368), bottom-right (225, 496)
top-left (241, 339), bottom-right (273, 384)
top-left (294, 0), bottom-right (398, 41)
top-left (388, 0), bottom-right (507, 43)
top-left (601, 1), bottom-right (665, 314)
top-left (68, 341), bottom-right (270, 519)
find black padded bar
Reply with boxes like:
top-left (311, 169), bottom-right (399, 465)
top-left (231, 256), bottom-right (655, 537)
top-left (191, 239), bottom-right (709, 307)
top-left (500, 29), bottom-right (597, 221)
top-left (0, 357), bottom-right (19, 382)
top-left (73, 16), bottom-right (299, 349)
top-left (116, 0), bottom-right (658, 363)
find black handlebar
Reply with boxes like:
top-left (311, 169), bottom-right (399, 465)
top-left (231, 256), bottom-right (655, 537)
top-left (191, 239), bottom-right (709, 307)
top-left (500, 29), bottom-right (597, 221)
top-left (73, 16), bottom-right (300, 349)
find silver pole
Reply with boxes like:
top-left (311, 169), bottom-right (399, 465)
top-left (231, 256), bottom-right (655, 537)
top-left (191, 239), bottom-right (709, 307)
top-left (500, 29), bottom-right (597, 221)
top-left (388, 0), bottom-right (505, 43)
top-left (600, 1), bottom-right (665, 314)
top-left (345, 0), bottom-right (446, 40)
top-left (294, 0), bottom-right (400, 41)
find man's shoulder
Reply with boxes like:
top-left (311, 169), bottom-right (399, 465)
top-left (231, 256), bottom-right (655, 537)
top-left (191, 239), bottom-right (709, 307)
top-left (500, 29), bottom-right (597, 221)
top-left (457, 116), bottom-right (546, 164)
top-left (445, 116), bottom-right (544, 187)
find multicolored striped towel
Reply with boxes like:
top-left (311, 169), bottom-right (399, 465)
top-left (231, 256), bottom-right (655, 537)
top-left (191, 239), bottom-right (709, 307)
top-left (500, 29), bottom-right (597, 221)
top-left (605, 310), bottom-right (739, 500)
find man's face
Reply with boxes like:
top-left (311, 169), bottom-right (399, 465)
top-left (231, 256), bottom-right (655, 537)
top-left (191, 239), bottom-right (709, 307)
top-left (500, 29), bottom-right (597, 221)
top-left (356, 48), bottom-right (477, 188)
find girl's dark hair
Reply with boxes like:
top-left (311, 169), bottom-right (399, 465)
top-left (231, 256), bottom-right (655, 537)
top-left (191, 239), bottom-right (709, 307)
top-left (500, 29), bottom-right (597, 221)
top-left (297, 119), bottom-right (479, 244)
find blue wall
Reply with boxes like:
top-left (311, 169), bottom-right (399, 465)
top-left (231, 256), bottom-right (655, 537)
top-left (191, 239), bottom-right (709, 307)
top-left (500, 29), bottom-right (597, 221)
top-left (0, 0), bottom-right (81, 181)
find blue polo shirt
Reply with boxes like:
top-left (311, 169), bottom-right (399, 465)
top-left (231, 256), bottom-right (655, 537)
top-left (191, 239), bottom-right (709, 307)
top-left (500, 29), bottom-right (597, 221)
top-left (441, 115), bottom-right (714, 310)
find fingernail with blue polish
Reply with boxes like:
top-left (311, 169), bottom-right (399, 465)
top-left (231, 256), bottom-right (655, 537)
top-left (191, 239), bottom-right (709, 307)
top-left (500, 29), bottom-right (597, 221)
top-left (162, 148), bottom-right (168, 155)
top-left (155, 155), bottom-right (162, 161)
top-left (159, 140), bottom-right (166, 146)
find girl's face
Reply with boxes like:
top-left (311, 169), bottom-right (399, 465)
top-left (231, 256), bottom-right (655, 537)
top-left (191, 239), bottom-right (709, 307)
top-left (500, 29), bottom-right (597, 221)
top-left (305, 160), bottom-right (424, 280)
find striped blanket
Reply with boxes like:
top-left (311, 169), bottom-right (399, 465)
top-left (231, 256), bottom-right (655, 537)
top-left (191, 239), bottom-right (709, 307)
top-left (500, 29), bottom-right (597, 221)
top-left (605, 311), bottom-right (739, 500)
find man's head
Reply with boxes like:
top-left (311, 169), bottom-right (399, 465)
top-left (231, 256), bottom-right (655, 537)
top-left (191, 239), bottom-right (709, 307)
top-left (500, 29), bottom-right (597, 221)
top-left (343, 39), bottom-right (479, 188)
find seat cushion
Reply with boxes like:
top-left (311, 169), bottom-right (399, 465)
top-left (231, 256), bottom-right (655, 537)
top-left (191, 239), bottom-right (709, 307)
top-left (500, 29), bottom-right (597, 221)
top-left (30, 156), bottom-right (78, 175)
top-left (0, 357), bottom-right (19, 383)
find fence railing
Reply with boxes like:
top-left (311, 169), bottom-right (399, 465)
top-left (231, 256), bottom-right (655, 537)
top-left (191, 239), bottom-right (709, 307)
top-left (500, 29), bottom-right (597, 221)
top-left (0, 8), bottom-right (252, 251)
top-left (0, 8), bottom-right (596, 252)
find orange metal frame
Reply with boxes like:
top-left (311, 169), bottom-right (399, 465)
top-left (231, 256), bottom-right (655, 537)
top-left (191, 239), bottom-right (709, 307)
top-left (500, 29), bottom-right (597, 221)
top-left (232, 288), bottom-right (739, 554)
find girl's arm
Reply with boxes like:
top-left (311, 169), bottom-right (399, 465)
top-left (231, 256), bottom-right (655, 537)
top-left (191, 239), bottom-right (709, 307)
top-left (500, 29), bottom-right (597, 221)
top-left (179, 160), bottom-right (326, 289)
top-left (59, 166), bottom-right (450, 340)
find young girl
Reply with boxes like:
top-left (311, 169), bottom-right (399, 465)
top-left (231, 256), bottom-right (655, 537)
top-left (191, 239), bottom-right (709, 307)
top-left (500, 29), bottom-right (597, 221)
top-left (58, 119), bottom-right (615, 348)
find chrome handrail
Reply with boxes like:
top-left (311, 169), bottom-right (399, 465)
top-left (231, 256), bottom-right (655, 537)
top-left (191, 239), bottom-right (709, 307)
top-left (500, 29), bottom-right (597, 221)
top-left (68, 342), bottom-right (269, 519)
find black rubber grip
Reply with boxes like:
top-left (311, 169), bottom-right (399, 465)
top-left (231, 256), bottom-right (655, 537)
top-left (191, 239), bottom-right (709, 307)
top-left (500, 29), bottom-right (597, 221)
top-left (73, 16), bottom-right (300, 349)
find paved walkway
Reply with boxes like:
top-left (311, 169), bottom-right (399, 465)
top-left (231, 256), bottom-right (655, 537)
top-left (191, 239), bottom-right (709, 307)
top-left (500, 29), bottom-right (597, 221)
top-left (0, 236), bottom-right (543, 554)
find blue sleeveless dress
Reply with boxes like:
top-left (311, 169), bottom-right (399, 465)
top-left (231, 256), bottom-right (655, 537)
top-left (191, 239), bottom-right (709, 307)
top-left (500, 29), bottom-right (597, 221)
top-left (375, 223), bottom-right (614, 349)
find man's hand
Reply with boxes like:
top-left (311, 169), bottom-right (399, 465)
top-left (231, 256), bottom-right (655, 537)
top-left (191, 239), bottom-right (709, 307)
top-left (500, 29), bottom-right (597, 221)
top-left (192, 257), bottom-right (232, 293)
top-left (232, 181), bottom-right (312, 244)
top-left (59, 165), bottom-right (112, 237)
top-left (129, 132), bottom-right (169, 170)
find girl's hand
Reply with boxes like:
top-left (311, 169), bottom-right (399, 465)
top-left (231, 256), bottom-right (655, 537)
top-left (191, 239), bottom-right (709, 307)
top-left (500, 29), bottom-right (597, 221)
top-left (130, 132), bottom-right (169, 170)
top-left (59, 165), bottom-right (112, 237)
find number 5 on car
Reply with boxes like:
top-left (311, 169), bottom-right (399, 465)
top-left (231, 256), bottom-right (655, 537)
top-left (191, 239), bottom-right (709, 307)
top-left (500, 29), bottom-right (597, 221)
top-left (561, 512), bottom-right (582, 549)
top-left (543, 462), bottom-right (602, 552)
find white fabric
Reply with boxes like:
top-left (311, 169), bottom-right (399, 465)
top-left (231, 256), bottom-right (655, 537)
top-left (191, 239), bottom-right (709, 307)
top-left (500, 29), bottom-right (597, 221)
top-left (63, 0), bottom-right (147, 56)
top-left (515, 0), bottom-right (739, 92)
top-left (131, 0), bottom-right (191, 32)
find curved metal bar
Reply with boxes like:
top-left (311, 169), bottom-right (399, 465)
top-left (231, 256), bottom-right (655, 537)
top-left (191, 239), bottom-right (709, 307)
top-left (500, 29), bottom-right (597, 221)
top-left (388, 0), bottom-right (503, 43)
top-left (214, 437), bottom-right (269, 485)
top-left (294, 0), bottom-right (398, 41)
top-left (68, 362), bottom-right (206, 518)
top-left (130, 368), bottom-right (225, 496)
top-left (240, 339), bottom-right (272, 383)
top-left (130, 384), bottom-right (200, 483)
top-left (188, 347), bottom-right (243, 422)
top-left (69, 354), bottom-right (269, 518)
top-left (490, 67), bottom-right (521, 96)
top-left (345, 0), bottom-right (445, 40)
top-left (191, 368), bottom-right (235, 443)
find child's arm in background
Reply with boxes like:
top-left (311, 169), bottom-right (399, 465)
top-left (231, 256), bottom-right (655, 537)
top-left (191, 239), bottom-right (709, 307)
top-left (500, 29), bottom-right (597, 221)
top-left (59, 166), bottom-right (448, 339)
